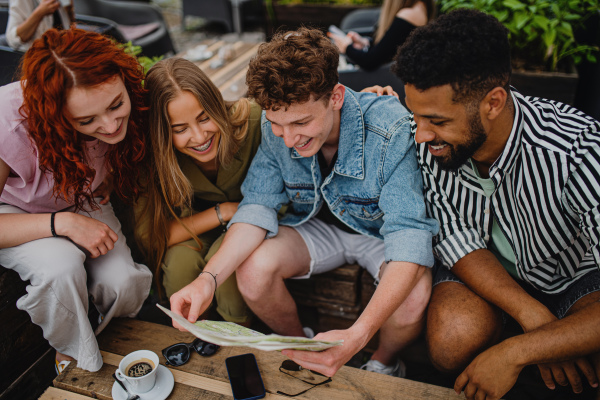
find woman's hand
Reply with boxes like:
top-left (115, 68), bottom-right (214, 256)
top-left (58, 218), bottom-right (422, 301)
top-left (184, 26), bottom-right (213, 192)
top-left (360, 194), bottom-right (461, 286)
top-left (327, 32), bottom-right (353, 54)
top-left (35, 0), bottom-right (60, 17)
top-left (347, 31), bottom-right (370, 50)
top-left (54, 212), bottom-right (118, 258)
top-left (93, 174), bottom-right (114, 205)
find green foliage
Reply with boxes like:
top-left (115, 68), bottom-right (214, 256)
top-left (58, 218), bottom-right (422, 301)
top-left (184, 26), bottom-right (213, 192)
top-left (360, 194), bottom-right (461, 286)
top-left (438, 0), bottom-right (599, 72)
top-left (118, 42), bottom-right (164, 75)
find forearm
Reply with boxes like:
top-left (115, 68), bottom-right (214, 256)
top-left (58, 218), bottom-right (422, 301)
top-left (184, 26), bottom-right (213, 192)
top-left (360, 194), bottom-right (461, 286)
top-left (167, 207), bottom-right (223, 247)
top-left (0, 213), bottom-right (54, 248)
top-left (352, 261), bottom-right (426, 341)
top-left (452, 249), bottom-right (554, 329)
top-left (15, 10), bottom-right (45, 43)
top-left (197, 222), bottom-right (266, 286)
top-left (504, 302), bottom-right (600, 368)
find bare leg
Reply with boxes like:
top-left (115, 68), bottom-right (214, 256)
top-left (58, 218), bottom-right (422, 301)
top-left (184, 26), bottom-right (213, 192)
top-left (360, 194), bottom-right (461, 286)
top-left (371, 267), bottom-right (432, 366)
top-left (426, 281), bottom-right (503, 373)
top-left (236, 227), bottom-right (311, 337)
top-left (56, 351), bottom-right (75, 363)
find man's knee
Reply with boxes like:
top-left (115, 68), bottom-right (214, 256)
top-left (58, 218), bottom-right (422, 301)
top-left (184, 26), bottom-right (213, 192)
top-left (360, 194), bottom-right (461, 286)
top-left (236, 248), bottom-right (282, 302)
top-left (426, 282), bottom-right (502, 373)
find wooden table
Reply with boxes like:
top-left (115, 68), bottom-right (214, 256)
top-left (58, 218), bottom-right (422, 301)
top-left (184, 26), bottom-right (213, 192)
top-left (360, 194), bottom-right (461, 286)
top-left (39, 318), bottom-right (464, 400)
top-left (177, 38), bottom-right (262, 102)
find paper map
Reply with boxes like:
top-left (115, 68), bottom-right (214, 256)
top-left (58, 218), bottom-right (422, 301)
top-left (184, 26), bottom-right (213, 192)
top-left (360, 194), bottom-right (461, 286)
top-left (157, 304), bottom-right (343, 351)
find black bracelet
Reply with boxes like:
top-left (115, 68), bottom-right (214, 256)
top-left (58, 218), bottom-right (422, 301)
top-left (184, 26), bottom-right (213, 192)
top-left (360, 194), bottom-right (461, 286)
top-left (199, 271), bottom-right (218, 300)
top-left (50, 212), bottom-right (59, 237)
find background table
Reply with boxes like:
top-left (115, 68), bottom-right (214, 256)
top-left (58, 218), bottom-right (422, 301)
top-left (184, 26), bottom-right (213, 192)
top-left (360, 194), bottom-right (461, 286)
top-left (179, 38), bottom-right (262, 102)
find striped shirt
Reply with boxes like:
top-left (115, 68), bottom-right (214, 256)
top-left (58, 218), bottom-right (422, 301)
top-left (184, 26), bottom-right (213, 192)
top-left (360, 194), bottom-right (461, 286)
top-left (415, 90), bottom-right (600, 294)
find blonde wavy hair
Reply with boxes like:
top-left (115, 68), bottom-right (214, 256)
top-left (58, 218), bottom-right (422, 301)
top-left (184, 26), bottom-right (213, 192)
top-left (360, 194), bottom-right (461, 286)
top-left (137, 57), bottom-right (251, 294)
top-left (374, 0), bottom-right (436, 43)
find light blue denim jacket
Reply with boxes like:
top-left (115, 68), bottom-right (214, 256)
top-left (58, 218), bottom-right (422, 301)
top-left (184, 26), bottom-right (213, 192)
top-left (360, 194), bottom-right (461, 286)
top-left (231, 87), bottom-right (438, 267)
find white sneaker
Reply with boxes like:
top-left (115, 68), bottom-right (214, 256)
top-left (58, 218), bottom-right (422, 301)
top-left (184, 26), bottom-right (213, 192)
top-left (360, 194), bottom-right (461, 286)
top-left (302, 326), bottom-right (315, 339)
top-left (360, 359), bottom-right (406, 378)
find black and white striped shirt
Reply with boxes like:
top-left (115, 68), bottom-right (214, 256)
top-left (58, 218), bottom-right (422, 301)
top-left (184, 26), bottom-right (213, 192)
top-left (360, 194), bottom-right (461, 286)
top-left (415, 90), bottom-right (600, 294)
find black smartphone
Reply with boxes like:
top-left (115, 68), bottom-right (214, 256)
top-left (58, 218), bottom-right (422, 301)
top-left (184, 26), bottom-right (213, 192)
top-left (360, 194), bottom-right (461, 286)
top-left (225, 353), bottom-right (266, 400)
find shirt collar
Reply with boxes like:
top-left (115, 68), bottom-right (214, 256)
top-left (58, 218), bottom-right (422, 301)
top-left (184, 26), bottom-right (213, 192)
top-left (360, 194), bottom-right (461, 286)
top-left (291, 86), bottom-right (365, 179)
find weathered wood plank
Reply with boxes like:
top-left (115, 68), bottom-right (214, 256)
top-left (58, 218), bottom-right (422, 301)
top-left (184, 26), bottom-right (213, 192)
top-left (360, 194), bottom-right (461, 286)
top-left (91, 319), bottom-right (464, 400)
top-left (39, 386), bottom-right (94, 400)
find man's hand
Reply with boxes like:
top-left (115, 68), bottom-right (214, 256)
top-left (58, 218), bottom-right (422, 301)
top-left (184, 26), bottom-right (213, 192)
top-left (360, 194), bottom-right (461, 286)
top-left (537, 359), bottom-right (597, 393)
top-left (360, 85), bottom-right (399, 100)
top-left (54, 212), bottom-right (118, 258)
top-left (169, 274), bottom-right (216, 330)
top-left (454, 341), bottom-right (521, 400)
top-left (518, 309), bottom-right (595, 392)
top-left (281, 328), bottom-right (366, 377)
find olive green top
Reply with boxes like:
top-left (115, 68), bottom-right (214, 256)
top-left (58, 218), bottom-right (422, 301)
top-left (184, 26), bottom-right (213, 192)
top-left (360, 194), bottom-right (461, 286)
top-left (178, 101), bottom-right (263, 215)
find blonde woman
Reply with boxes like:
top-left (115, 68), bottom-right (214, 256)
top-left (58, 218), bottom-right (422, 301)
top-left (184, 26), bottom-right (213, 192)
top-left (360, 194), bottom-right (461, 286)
top-left (136, 57), bottom-right (261, 325)
top-left (329, 0), bottom-right (435, 70)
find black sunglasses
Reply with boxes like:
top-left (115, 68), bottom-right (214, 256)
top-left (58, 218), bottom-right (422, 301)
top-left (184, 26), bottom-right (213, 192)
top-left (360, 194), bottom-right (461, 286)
top-left (277, 360), bottom-right (332, 397)
top-left (162, 338), bottom-right (219, 367)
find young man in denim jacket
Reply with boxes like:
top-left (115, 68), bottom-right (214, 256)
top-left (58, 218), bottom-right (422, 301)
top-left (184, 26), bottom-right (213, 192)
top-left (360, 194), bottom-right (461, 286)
top-left (169, 27), bottom-right (438, 377)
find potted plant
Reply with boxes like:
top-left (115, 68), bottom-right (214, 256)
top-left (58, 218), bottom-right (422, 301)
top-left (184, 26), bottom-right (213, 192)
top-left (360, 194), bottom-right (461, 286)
top-left (438, 0), bottom-right (599, 104)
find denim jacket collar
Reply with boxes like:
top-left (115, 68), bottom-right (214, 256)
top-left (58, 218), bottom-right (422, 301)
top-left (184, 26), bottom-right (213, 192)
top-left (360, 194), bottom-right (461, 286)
top-left (290, 88), bottom-right (365, 180)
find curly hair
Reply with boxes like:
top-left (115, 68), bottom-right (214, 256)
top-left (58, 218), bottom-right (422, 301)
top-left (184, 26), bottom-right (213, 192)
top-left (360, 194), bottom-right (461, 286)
top-left (20, 28), bottom-right (147, 211)
top-left (246, 27), bottom-right (339, 110)
top-left (393, 9), bottom-right (511, 104)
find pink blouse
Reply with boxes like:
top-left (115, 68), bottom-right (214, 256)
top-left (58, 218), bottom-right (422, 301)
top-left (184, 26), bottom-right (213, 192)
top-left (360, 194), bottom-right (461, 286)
top-left (0, 82), bottom-right (109, 213)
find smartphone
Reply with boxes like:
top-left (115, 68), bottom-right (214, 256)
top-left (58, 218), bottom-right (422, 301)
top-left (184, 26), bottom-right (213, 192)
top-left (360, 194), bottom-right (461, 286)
top-left (225, 353), bottom-right (266, 400)
top-left (328, 25), bottom-right (346, 37)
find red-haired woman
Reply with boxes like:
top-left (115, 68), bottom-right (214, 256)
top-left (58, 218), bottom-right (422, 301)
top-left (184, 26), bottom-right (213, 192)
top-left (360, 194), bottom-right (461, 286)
top-left (0, 29), bottom-right (152, 373)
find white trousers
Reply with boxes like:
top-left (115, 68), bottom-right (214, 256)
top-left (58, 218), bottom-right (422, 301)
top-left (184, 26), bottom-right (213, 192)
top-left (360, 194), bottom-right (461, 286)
top-left (0, 202), bottom-right (152, 371)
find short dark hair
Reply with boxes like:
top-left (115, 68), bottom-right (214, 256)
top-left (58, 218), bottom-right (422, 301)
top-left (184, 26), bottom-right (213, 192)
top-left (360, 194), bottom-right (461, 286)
top-left (246, 27), bottom-right (339, 111)
top-left (393, 9), bottom-right (511, 103)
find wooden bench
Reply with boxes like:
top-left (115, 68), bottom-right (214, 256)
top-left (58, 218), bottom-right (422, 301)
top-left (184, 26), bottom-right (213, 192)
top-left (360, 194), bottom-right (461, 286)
top-left (0, 267), bottom-right (54, 400)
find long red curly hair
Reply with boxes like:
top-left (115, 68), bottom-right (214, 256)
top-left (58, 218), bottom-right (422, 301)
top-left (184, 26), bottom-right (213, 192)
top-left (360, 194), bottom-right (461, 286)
top-left (19, 28), bottom-right (147, 211)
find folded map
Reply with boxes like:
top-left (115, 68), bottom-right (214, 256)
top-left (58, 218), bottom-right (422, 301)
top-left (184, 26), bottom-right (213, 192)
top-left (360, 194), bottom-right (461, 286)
top-left (157, 304), bottom-right (343, 351)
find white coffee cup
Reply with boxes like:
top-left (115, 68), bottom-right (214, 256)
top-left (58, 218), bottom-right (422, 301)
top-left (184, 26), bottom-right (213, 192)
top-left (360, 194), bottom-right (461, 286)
top-left (115, 350), bottom-right (159, 394)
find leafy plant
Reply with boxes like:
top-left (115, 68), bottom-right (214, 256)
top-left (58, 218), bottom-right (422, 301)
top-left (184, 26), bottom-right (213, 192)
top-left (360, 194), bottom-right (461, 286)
top-left (438, 0), bottom-right (599, 72)
top-left (118, 41), bottom-right (164, 75)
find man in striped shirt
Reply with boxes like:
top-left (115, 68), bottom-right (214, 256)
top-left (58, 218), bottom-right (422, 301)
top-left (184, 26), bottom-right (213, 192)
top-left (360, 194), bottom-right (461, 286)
top-left (393, 9), bottom-right (600, 400)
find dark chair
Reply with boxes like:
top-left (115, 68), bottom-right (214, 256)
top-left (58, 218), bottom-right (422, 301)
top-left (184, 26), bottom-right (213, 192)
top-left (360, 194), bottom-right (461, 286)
top-left (73, 0), bottom-right (176, 57)
top-left (0, 7), bottom-right (24, 86)
top-left (339, 62), bottom-right (406, 108)
top-left (339, 7), bottom-right (380, 36)
top-left (181, 0), bottom-right (263, 34)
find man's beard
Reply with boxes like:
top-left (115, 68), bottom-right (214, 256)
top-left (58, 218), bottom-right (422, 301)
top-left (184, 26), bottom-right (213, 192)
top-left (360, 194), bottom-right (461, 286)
top-left (433, 113), bottom-right (487, 171)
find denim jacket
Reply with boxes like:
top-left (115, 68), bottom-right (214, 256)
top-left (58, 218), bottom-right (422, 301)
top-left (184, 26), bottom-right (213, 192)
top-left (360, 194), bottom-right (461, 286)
top-left (231, 87), bottom-right (438, 267)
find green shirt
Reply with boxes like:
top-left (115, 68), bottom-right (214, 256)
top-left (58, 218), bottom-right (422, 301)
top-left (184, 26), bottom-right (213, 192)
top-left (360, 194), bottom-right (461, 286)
top-left (178, 102), bottom-right (263, 214)
top-left (469, 159), bottom-right (519, 280)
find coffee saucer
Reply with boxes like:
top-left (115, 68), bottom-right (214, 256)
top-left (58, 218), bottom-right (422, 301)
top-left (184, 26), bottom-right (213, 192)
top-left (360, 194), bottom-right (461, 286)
top-left (112, 365), bottom-right (174, 400)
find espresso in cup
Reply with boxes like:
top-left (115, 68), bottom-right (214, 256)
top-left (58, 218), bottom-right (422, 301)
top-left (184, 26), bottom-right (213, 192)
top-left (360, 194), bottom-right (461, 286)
top-left (116, 350), bottom-right (160, 394)
top-left (126, 358), bottom-right (155, 377)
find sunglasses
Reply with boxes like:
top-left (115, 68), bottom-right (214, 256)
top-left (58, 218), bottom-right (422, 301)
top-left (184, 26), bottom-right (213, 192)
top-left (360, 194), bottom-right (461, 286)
top-left (162, 338), bottom-right (219, 367)
top-left (277, 360), bottom-right (332, 397)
